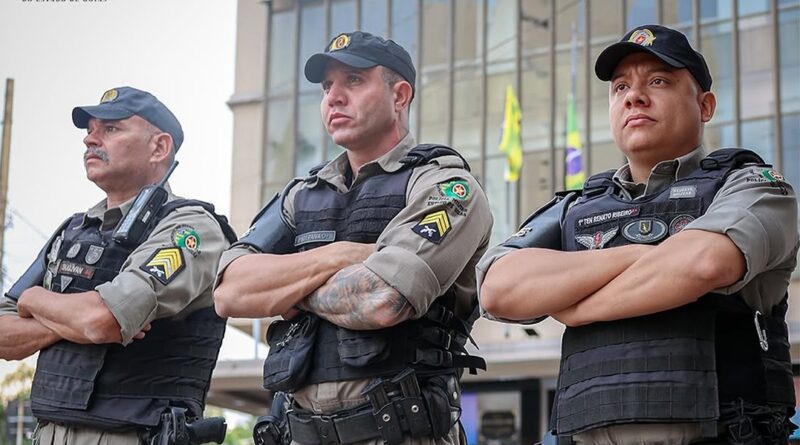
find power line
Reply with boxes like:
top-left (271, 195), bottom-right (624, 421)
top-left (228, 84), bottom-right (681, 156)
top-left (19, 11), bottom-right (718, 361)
top-left (8, 206), bottom-right (49, 241)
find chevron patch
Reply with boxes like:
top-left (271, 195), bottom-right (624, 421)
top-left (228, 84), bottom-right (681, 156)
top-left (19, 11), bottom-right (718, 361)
top-left (411, 210), bottom-right (451, 244)
top-left (140, 247), bottom-right (185, 285)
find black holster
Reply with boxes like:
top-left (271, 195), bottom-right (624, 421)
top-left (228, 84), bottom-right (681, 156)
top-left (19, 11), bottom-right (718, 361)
top-left (148, 407), bottom-right (227, 445)
top-left (254, 392), bottom-right (291, 445)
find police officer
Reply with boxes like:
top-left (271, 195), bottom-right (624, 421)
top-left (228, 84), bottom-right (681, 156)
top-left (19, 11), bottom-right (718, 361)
top-left (479, 25), bottom-right (797, 445)
top-left (0, 87), bottom-right (236, 445)
top-left (214, 31), bottom-right (493, 445)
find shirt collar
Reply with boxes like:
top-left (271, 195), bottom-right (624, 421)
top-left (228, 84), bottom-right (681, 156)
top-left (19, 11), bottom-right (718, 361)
top-left (612, 145), bottom-right (707, 198)
top-left (315, 132), bottom-right (417, 190)
top-left (81, 184), bottom-right (173, 231)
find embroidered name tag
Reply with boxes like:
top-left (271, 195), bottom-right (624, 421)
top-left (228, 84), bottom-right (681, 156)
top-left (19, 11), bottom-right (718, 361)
top-left (57, 261), bottom-right (96, 279)
top-left (669, 185), bottom-right (697, 199)
top-left (294, 231), bottom-right (336, 247)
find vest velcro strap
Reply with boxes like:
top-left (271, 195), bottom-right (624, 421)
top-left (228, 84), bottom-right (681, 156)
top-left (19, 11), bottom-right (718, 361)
top-left (560, 353), bottom-right (716, 388)
top-left (424, 305), bottom-right (453, 327)
top-left (557, 382), bottom-right (719, 434)
top-left (418, 327), bottom-right (452, 350)
top-left (96, 382), bottom-right (206, 401)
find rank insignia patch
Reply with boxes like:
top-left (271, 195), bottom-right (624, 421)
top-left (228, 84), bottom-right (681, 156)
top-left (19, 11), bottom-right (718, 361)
top-left (575, 227), bottom-right (618, 250)
top-left (412, 210), bottom-right (451, 244)
top-left (172, 225), bottom-right (201, 256)
top-left (140, 248), bottom-right (185, 285)
top-left (438, 179), bottom-right (471, 201)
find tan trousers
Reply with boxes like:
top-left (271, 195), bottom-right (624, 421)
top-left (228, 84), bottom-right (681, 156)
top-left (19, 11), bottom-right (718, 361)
top-left (572, 423), bottom-right (704, 445)
top-left (33, 422), bottom-right (142, 445)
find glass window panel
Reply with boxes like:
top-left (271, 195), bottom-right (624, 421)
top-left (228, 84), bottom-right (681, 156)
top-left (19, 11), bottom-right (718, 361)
top-left (392, 0), bottom-right (419, 62)
top-left (700, 0), bottom-right (733, 22)
top-left (453, 67), bottom-right (483, 159)
top-left (590, 44), bottom-right (613, 149)
top-left (486, 69), bottom-right (515, 151)
top-left (556, 0), bottom-right (582, 44)
top-left (780, 9), bottom-right (800, 113)
top-left (419, 69), bottom-right (449, 144)
top-left (455, 0), bottom-right (483, 65)
top-left (330, 0), bottom-right (356, 38)
top-left (487, 0), bottom-right (517, 63)
top-left (325, 137), bottom-right (345, 161)
top-left (704, 123), bottom-right (736, 149)
top-left (299, 4), bottom-right (325, 94)
top-left (739, 15), bottom-right (775, 119)
top-left (779, 0), bottom-right (800, 6)
top-left (265, 98), bottom-right (295, 184)
top-left (520, 150), bottom-right (555, 218)
top-left (781, 114), bottom-right (800, 193)
top-left (663, 0), bottom-right (694, 27)
top-left (296, 93), bottom-right (324, 176)
top-left (590, 141), bottom-right (624, 175)
top-left (590, 0), bottom-right (623, 41)
top-left (741, 119), bottom-right (775, 164)
top-left (700, 22), bottom-right (735, 122)
top-left (361, 0), bottom-right (388, 37)
top-left (422, 0), bottom-right (450, 69)
top-left (522, 53), bottom-right (551, 152)
top-left (521, 0), bottom-right (550, 53)
top-left (269, 9), bottom-right (297, 96)
top-left (484, 155), bottom-right (514, 243)
top-left (738, 0), bottom-right (770, 16)
top-left (626, 0), bottom-right (658, 29)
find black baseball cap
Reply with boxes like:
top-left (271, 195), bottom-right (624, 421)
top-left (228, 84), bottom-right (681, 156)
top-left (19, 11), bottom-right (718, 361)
top-left (595, 25), bottom-right (712, 92)
top-left (304, 31), bottom-right (416, 94)
top-left (72, 86), bottom-right (185, 151)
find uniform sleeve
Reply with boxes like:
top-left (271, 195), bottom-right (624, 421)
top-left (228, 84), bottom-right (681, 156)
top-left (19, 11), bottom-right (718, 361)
top-left (362, 158), bottom-right (493, 316)
top-left (683, 166), bottom-right (799, 294)
top-left (95, 206), bottom-right (229, 344)
top-left (0, 297), bottom-right (18, 316)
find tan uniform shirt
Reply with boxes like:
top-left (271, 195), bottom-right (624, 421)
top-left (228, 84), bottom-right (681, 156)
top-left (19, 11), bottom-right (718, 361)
top-left (477, 147), bottom-right (798, 445)
top-left (2, 190), bottom-right (231, 445)
top-left (219, 134), bottom-right (493, 445)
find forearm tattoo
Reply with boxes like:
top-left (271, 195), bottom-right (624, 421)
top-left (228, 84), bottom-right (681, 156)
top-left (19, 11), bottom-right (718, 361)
top-left (300, 264), bottom-right (414, 330)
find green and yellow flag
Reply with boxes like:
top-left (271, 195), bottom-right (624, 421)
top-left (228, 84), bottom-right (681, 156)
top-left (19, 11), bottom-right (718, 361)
top-left (498, 85), bottom-right (523, 182)
top-left (564, 94), bottom-right (585, 190)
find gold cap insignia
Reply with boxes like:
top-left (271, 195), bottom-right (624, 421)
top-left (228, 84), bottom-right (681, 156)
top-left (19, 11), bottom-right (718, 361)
top-left (100, 89), bottom-right (118, 103)
top-left (329, 34), bottom-right (350, 52)
top-left (628, 29), bottom-right (656, 47)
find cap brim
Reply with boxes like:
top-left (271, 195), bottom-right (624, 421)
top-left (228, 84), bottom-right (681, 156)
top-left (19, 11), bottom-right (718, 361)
top-left (71, 105), bottom-right (134, 129)
top-left (304, 52), bottom-right (379, 83)
top-left (595, 42), bottom-right (685, 81)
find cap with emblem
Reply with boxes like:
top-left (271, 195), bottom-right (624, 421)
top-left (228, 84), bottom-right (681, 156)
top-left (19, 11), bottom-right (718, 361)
top-left (304, 31), bottom-right (416, 94)
top-left (595, 24), bottom-right (712, 92)
top-left (72, 86), bottom-right (184, 150)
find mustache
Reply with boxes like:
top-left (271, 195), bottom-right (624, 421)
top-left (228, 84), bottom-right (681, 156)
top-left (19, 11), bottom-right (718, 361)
top-left (84, 147), bottom-right (109, 163)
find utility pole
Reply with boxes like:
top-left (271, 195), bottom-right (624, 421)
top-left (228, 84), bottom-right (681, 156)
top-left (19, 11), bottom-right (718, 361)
top-left (0, 79), bottom-right (13, 293)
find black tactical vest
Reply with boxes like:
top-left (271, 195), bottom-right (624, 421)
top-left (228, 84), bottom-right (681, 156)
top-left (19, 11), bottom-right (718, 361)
top-left (551, 149), bottom-right (795, 437)
top-left (261, 145), bottom-right (485, 391)
top-left (29, 199), bottom-right (237, 432)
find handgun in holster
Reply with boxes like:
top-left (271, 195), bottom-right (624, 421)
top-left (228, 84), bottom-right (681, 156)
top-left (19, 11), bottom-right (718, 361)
top-left (149, 407), bottom-right (227, 445)
top-left (253, 391), bottom-right (291, 445)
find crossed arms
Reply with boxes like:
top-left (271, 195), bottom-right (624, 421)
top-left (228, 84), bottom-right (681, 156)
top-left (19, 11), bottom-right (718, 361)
top-left (480, 229), bottom-right (745, 326)
top-left (213, 241), bottom-right (414, 330)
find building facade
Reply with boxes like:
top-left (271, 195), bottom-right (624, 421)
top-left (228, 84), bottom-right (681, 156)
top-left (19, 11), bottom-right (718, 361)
top-left (214, 0), bottom-right (800, 442)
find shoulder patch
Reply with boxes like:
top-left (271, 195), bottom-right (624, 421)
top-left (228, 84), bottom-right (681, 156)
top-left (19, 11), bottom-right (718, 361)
top-left (438, 179), bottom-right (471, 201)
top-left (172, 225), bottom-right (201, 256)
top-left (140, 247), bottom-right (185, 285)
top-left (411, 210), bottom-right (451, 244)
